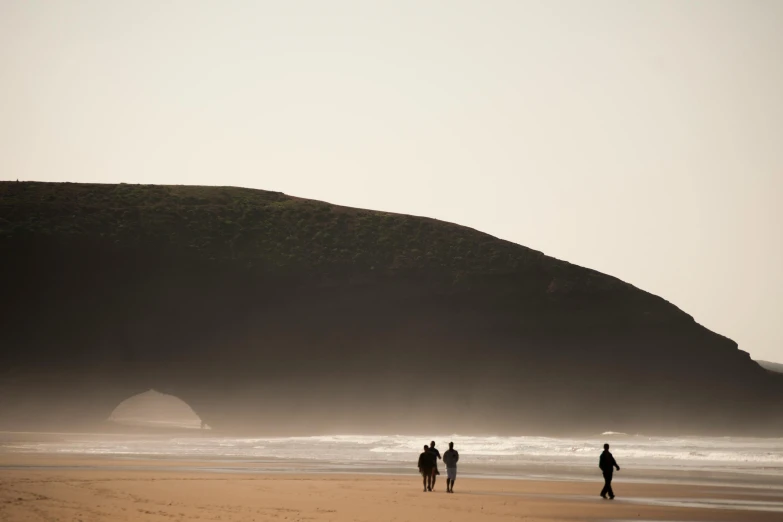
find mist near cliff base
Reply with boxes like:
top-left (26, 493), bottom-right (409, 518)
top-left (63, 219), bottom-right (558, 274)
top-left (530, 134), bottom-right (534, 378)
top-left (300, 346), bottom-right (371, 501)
top-left (2, 387), bottom-right (782, 483)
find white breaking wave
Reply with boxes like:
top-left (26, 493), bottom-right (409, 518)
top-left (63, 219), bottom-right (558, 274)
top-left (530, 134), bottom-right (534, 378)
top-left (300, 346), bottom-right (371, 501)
top-left (3, 433), bottom-right (783, 469)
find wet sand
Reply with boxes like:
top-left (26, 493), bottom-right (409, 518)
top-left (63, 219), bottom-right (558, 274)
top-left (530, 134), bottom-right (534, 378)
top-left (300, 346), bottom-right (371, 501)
top-left (2, 456), bottom-right (783, 521)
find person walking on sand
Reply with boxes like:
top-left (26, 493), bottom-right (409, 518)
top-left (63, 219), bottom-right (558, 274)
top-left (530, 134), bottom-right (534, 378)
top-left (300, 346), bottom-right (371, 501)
top-left (599, 443), bottom-right (620, 499)
top-left (428, 441), bottom-right (442, 490)
top-left (418, 444), bottom-right (437, 492)
top-left (443, 441), bottom-right (460, 493)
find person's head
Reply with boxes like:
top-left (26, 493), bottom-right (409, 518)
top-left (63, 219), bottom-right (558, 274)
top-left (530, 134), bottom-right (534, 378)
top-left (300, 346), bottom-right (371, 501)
top-left (604, 443), bottom-right (610, 450)
top-left (449, 442), bottom-right (454, 449)
top-left (430, 441), bottom-right (436, 448)
top-left (423, 445), bottom-right (429, 452)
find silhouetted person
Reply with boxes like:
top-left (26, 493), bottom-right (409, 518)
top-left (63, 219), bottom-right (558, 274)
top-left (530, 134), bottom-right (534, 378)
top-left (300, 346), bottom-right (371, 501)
top-left (428, 441), bottom-right (441, 490)
top-left (418, 444), bottom-right (436, 492)
top-left (443, 441), bottom-right (459, 493)
top-left (599, 443), bottom-right (620, 499)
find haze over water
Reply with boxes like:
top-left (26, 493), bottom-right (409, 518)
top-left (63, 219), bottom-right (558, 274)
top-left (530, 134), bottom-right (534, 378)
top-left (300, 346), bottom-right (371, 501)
top-left (5, 392), bottom-right (781, 483)
top-left (4, 432), bottom-right (783, 483)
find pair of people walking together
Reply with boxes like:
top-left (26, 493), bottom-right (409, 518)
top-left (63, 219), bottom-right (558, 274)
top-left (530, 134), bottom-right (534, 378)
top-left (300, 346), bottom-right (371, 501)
top-left (418, 441), bottom-right (459, 493)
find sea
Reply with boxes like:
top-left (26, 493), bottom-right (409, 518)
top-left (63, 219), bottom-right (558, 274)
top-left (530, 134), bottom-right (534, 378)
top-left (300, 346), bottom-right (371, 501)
top-left (2, 431), bottom-right (783, 487)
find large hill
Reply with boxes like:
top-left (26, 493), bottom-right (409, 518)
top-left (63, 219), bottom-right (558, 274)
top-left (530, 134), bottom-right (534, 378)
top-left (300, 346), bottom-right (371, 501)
top-left (1, 182), bottom-right (781, 435)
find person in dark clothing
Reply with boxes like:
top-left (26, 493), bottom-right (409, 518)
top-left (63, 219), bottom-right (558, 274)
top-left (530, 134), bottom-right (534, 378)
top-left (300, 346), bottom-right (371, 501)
top-left (599, 443), bottom-right (620, 499)
top-left (428, 441), bottom-right (442, 490)
top-left (418, 445), bottom-right (437, 492)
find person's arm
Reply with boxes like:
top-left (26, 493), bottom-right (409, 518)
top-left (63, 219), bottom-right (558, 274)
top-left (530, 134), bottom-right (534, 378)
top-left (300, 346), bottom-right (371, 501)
top-left (613, 456), bottom-right (620, 471)
top-left (455, 451), bottom-right (459, 463)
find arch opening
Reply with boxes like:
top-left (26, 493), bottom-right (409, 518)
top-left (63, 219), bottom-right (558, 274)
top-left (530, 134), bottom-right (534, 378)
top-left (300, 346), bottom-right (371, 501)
top-left (108, 390), bottom-right (209, 430)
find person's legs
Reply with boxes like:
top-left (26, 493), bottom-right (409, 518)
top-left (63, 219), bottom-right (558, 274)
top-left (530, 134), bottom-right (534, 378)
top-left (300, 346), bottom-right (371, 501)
top-left (428, 469), bottom-right (435, 491)
top-left (447, 468), bottom-right (456, 493)
top-left (601, 472), bottom-right (614, 498)
top-left (422, 471), bottom-right (428, 492)
top-left (432, 467), bottom-right (437, 490)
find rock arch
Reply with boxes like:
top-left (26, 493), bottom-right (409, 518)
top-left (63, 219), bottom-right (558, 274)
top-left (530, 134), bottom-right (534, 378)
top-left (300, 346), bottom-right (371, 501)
top-left (108, 390), bottom-right (207, 430)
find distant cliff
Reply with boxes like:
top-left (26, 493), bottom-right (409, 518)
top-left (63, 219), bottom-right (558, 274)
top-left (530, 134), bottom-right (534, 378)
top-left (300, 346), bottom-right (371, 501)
top-left (758, 360), bottom-right (783, 375)
top-left (1, 182), bottom-right (781, 435)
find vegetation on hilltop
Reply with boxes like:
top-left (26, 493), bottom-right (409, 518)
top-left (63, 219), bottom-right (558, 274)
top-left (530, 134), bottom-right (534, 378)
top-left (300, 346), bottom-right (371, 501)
top-left (0, 182), bottom-right (628, 295)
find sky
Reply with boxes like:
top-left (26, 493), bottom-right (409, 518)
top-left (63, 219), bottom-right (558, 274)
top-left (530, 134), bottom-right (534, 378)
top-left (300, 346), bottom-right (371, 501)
top-left (1, 1), bottom-right (781, 363)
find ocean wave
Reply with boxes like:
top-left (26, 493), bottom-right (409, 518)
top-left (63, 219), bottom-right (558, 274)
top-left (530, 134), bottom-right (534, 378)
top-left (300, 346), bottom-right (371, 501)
top-left (3, 433), bottom-right (783, 466)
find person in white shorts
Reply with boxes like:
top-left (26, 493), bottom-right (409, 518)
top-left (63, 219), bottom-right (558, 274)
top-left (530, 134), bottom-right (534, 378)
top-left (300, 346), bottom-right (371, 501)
top-left (443, 441), bottom-right (460, 493)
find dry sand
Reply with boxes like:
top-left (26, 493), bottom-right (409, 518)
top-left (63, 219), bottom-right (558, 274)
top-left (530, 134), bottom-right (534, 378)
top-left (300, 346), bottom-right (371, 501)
top-left (2, 457), bottom-right (783, 521)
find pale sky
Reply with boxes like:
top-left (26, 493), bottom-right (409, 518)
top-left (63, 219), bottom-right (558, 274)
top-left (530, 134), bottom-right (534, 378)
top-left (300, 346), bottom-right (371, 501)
top-left (2, 1), bottom-right (781, 362)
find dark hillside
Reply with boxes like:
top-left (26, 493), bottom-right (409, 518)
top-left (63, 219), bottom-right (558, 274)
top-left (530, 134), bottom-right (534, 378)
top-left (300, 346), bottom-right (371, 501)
top-left (1, 182), bottom-right (781, 435)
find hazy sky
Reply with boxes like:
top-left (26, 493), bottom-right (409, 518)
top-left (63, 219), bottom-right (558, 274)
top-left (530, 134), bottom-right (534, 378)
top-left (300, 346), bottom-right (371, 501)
top-left (2, 1), bottom-right (781, 362)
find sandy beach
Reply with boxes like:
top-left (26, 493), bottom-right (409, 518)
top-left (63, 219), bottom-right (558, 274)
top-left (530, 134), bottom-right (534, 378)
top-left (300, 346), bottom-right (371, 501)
top-left (3, 455), bottom-right (783, 522)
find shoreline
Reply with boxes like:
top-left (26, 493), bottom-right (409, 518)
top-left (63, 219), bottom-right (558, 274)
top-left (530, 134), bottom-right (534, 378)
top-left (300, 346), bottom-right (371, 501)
top-left (4, 451), bottom-right (783, 490)
top-left (3, 430), bottom-right (783, 520)
top-left (2, 459), bottom-right (783, 521)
